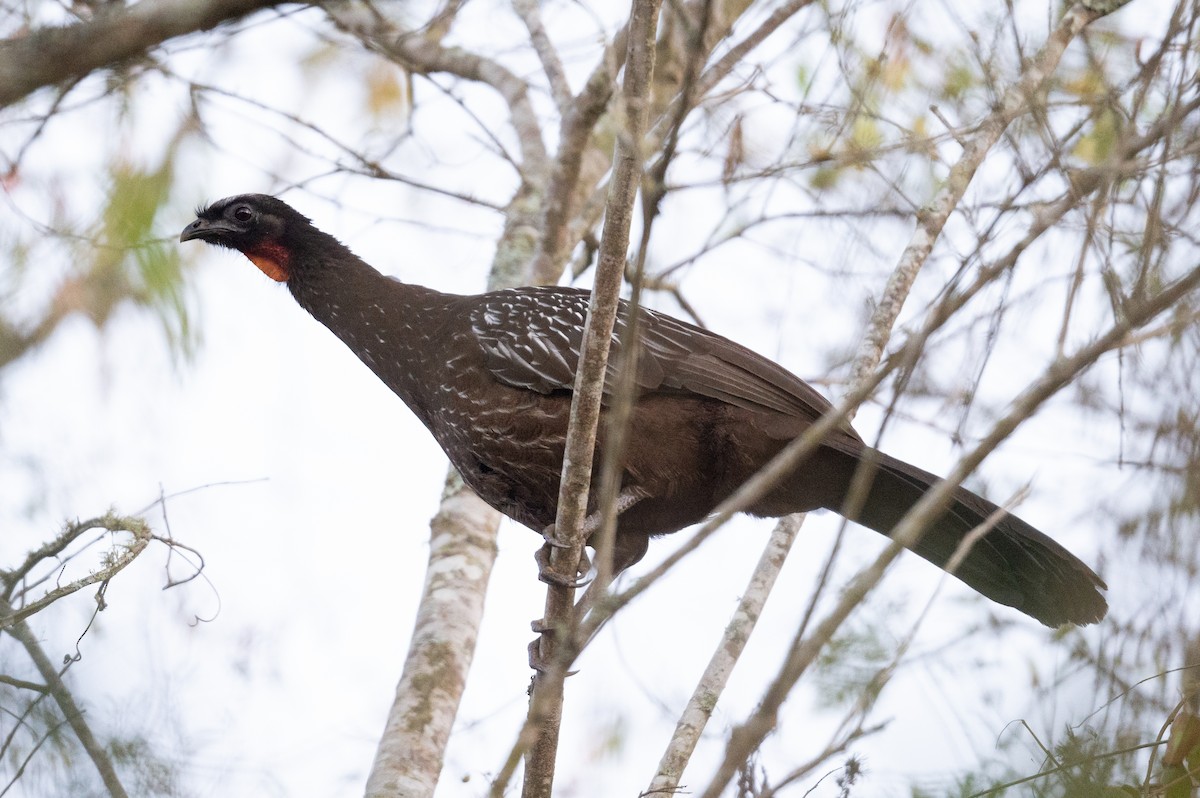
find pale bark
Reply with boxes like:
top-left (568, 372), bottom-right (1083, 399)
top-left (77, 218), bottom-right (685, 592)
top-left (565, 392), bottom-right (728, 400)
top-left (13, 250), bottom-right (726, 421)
top-left (364, 476), bottom-right (499, 798)
top-left (648, 515), bottom-right (802, 793)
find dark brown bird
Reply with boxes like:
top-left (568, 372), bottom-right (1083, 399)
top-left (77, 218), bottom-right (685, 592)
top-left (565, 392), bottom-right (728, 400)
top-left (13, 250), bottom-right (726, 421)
top-left (181, 194), bottom-right (1107, 627)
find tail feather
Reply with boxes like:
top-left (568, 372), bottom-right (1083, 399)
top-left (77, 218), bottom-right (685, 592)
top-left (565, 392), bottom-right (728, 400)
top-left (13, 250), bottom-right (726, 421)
top-left (826, 448), bottom-right (1107, 627)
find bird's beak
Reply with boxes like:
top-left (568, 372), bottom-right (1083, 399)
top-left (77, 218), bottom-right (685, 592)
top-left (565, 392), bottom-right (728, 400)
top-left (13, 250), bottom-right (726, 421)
top-left (179, 218), bottom-right (238, 243)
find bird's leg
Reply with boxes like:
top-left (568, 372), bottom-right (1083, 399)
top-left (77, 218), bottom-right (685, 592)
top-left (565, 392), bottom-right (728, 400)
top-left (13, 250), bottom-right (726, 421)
top-left (530, 489), bottom-right (646, 671)
top-left (535, 488), bottom-right (644, 588)
top-left (533, 546), bottom-right (642, 671)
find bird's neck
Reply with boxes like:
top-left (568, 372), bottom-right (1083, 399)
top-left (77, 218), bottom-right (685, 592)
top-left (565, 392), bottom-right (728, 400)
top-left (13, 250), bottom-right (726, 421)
top-left (283, 235), bottom-right (384, 317)
top-left (283, 237), bottom-right (451, 424)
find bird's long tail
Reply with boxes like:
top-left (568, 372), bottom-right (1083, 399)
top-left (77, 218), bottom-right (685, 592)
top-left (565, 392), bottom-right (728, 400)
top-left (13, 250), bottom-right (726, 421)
top-left (822, 447), bottom-right (1107, 627)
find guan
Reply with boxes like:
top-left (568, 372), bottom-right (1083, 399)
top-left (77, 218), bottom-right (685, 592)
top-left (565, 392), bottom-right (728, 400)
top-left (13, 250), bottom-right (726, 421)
top-left (181, 194), bottom-right (1107, 627)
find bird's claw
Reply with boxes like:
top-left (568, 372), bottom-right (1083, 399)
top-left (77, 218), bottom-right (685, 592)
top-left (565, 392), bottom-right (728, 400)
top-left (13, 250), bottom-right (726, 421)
top-left (527, 637), bottom-right (550, 673)
top-left (535, 540), bottom-right (594, 588)
top-left (528, 619), bottom-right (578, 675)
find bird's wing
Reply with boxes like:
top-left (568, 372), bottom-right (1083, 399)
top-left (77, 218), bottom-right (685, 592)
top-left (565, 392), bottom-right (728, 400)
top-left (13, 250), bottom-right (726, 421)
top-left (469, 287), bottom-right (839, 422)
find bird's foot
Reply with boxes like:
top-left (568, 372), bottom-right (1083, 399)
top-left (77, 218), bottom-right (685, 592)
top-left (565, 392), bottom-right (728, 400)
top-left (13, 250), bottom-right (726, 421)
top-left (527, 621), bottom-right (551, 673)
top-left (536, 526), bottom-right (593, 588)
top-left (527, 618), bottom-right (578, 675)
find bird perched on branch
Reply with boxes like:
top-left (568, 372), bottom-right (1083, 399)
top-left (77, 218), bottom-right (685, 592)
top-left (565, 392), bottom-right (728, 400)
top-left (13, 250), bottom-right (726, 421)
top-left (181, 194), bottom-right (1107, 627)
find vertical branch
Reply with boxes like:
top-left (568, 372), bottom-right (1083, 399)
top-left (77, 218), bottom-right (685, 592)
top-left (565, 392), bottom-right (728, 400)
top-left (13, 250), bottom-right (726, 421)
top-left (363, 478), bottom-right (499, 798)
top-left (519, 2), bottom-right (663, 797)
top-left (0, 0), bottom-right (287, 110)
top-left (531, 30), bottom-right (626, 284)
top-left (648, 514), bottom-right (803, 792)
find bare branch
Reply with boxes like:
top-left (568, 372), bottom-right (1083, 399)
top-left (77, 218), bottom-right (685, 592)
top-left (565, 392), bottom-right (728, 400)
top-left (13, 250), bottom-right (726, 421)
top-left (695, 0), bottom-right (817, 100)
top-left (0, 0), bottom-right (287, 109)
top-left (531, 26), bottom-right (627, 283)
top-left (0, 674), bottom-right (48, 694)
top-left (647, 514), bottom-right (802, 794)
top-left (672, 16), bottom-right (1151, 778)
top-left (512, 0), bottom-right (573, 112)
top-left (648, 72), bottom-right (1192, 777)
top-left (849, 1), bottom-right (1122, 387)
top-left (0, 716), bottom-right (71, 795)
top-left (2, 597), bottom-right (130, 797)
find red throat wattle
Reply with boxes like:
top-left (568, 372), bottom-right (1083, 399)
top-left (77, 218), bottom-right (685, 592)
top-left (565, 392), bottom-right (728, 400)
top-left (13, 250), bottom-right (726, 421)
top-left (244, 241), bottom-right (291, 282)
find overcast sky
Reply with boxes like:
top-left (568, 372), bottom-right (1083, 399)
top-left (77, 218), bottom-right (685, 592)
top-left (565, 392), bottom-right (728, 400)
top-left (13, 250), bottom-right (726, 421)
top-left (2, 1), bottom-right (1177, 795)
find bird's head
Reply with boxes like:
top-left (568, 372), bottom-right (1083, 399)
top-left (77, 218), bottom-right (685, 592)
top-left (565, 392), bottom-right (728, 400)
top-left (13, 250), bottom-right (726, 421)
top-left (180, 194), bottom-right (312, 282)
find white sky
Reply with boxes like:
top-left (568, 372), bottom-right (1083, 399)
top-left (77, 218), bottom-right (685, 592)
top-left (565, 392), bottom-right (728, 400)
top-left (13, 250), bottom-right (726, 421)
top-left (1, 0), bottom-right (1182, 795)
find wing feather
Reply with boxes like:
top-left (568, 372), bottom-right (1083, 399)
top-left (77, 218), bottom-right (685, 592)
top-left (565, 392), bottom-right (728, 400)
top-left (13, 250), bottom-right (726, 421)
top-left (469, 287), bottom-right (838, 424)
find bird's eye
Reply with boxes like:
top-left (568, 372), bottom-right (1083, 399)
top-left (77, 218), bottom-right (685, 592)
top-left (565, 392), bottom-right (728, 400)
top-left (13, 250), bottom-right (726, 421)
top-left (232, 205), bottom-right (254, 223)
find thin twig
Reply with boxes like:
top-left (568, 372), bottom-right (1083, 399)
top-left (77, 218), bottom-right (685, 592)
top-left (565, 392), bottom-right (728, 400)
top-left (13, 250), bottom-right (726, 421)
top-left (0, 717), bottom-right (71, 798)
top-left (850, 2), bottom-right (1117, 387)
top-left (324, 2), bottom-right (549, 174)
top-left (661, 2), bottom-right (1127, 783)
top-left (643, 0), bottom-right (1173, 773)
top-left (513, 0), bottom-right (573, 112)
top-left (695, 0), bottom-right (819, 101)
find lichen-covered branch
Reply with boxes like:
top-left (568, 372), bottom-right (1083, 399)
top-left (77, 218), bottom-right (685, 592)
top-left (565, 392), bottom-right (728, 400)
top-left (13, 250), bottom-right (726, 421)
top-left (1, 513), bottom-right (152, 632)
top-left (647, 514), bottom-right (802, 793)
top-left (363, 476), bottom-right (499, 798)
